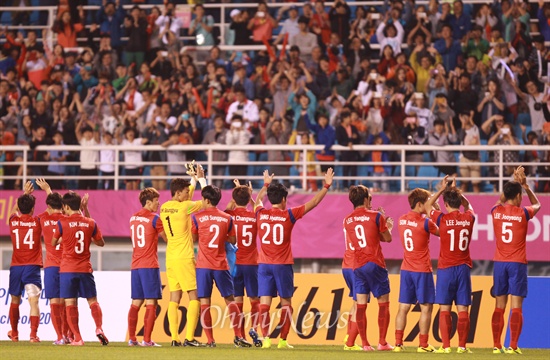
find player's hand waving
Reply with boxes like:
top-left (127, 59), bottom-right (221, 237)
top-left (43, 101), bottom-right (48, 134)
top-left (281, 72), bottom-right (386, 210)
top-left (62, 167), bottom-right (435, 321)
top-left (324, 168), bottom-right (334, 187)
top-left (263, 169), bottom-right (274, 185)
top-left (23, 181), bottom-right (34, 195)
top-left (36, 178), bottom-right (52, 194)
top-left (513, 166), bottom-right (527, 187)
top-left (196, 163), bottom-right (205, 179)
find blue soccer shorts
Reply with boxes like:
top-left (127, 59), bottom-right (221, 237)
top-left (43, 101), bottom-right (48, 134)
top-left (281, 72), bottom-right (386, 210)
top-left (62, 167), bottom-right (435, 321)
top-left (258, 264), bottom-right (295, 299)
top-left (353, 262), bottom-right (390, 298)
top-left (131, 268), bottom-right (162, 300)
top-left (233, 264), bottom-right (259, 298)
top-left (399, 270), bottom-right (435, 304)
top-left (196, 268), bottom-right (234, 298)
top-left (60, 272), bottom-right (97, 299)
top-left (44, 266), bottom-right (61, 299)
top-left (493, 261), bottom-right (528, 297)
top-left (436, 264), bottom-right (472, 306)
top-left (342, 268), bottom-right (357, 301)
top-left (9, 265), bottom-right (42, 297)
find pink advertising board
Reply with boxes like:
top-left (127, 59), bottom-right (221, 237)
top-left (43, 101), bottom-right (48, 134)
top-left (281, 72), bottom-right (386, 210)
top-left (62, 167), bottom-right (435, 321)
top-left (1, 191), bottom-right (548, 261)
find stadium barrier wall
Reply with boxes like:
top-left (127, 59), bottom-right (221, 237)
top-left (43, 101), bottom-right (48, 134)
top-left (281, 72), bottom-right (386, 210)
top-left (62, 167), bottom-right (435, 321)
top-left (1, 191), bottom-right (549, 261)
top-left (0, 271), bottom-right (548, 348)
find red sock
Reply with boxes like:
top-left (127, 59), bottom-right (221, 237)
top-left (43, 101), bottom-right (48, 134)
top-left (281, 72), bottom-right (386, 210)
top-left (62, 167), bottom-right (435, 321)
top-left (200, 304), bottom-right (214, 343)
top-left (509, 308), bottom-right (523, 350)
top-left (492, 308), bottom-right (505, 348)
top-left (378, 302), bottom-right (390, 346)
top-left (347, 314), bottom-right (353, 333)
top-left (355, 304), bottom-right (369, 347)
top-left (50, 303), bottom-right (63, 340)
top-left (395, 329), bottom-right (404, 346)
top-left (419, 333), bottom-right (429, 348)
top-left (259, 304), bottom-right (271, 338)
top-left (29, 315), bottom-right (39, 338)
top-left (127, 304), bottom-right (139, 342)
top-left (90, 302), bottom-right (103, 329)
top-left (143, 305), bottom-right (156, 343)
top-left (9, 303), bottom-right (19, 334)
top-left (345, 320), bottom-right (359, 347)
top-left (278, 305), bottom-right (293, 340)
top-left (439, 310), bottom-right (451, 348)
top-left (228, 302), bottom-right (242, 337)
top-left (457, 311), bottom-right (470, 348)
top-left (67, 305), bottom-right (82, 342)
top-left (250, 300), bottom-right (260, 331)
top-left (236, 302), bottom-right (244, 337)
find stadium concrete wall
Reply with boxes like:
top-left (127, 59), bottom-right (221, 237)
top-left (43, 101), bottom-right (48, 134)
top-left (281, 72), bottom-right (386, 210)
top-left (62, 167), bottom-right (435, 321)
top-left (0, 271), bottom-right (548, 348)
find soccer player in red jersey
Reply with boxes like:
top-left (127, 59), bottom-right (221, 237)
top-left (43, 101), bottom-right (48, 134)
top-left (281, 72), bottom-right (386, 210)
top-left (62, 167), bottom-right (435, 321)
top-left (394, 188), bottom-right (439, 353)
top-left (343, 185), bottom-right (394, 352)
top-left (191, 185), bottom-right (251, 348)
top-left (490, 166), bottom-right (541, 355)
top-left (127, 188), bottom-right (167, 347)
top-left (35, 179), bottom-right (69, 345)
top-left (52, 191), bottom-right (108, 346)
top-left (425, 177), bottom-right (476, 354)
top-left (225, 176), bottom-right (272, 347)
top-left (256, 168), bottom-right (334, 349)
top-left (7, 182), bottom-right (42, 343)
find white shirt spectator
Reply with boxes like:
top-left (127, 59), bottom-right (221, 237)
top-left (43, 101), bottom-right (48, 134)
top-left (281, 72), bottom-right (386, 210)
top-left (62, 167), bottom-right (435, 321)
top-left (155, 115), bottom-right (178, 132)
top-left (122, 138), bottom-right (144, 169)
top-left (99, 141), bottom-right (115, 173)
top-left (376, 21), bottom-right (405, 55)
top-left (155, 15), bottom-right (183, 45)
top-left (80, 138), bottom-right (98, 170)
top-left (225, 128), bottom-right (251, 163)
top-left (226, 100), bottom-right (259, 124)
top-left (405, 100), bottom-right (435, 130)
top-left (279, 18), bottom-right (300, 39)
top-left (167, 149), bottom-right (187, 174)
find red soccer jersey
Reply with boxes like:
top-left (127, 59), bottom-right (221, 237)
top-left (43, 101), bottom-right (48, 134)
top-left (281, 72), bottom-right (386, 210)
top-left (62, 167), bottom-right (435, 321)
top-left (58, 214), bottom-right (103, 273)
top-left (9, 214), bottom-right (43, 267)
top-left (430, 209), bottom-right (475, 269)
top-left (342, 221), bottom-right (354, 270)
top-left (491, 204), bottom-right (535, 264)
top-left (192, 208), bottom-right (236, 270)
top-left (226, 208), bottom-right (258, 265)
top-left (343, 208), bottom-right (388, 270)
top-left (398, 211), bottom-right (438, 273)
top-left (129, 208), bottom-right (164, 269)
top-left (257, 205), bottom-right (306, 265)
top-left (38, 211), bottom-right (65, 268)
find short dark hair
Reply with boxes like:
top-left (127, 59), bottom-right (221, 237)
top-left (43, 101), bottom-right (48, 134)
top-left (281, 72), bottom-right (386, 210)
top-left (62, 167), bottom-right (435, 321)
top-left (170, 178), bottom-right (191, 197)
top-left (46, 192), bottom-right (63, 210)
top-left (202, 185), bottom-right (222, 206)
top-left (232, 186), bottom-right (251, 206)
top-left (139, 187), bottom-right (160, 207)
top-left (408, 188), bottom-right (430, 209)
top-left (433, 119), bottom-right (445, 127)
top-left (503, 181), bottom-right (522, 201)
top-left (62, 191), bottom-right (81, 211)
top-left (267, 182), bottom-right (288, 205)
top-left (442, 187), bottom-right (462, 209)
top-left (17, 194), bottom-right (36, 214)
top-left (348, 185), bottom-right (370, 208)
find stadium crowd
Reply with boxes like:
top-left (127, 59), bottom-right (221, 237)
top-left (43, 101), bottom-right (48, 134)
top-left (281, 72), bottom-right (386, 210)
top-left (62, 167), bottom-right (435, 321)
top-left (0, 0), bottom-right (549, 192)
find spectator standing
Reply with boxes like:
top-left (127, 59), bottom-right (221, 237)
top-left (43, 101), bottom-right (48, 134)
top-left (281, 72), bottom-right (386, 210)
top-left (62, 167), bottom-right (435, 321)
top-left (202, 115), bottom-right (228, 188)
top-left (488, 122), bottom-right (520, 186)
top-left (428, 119), bottom-right (457, 177)
top-left (155, 2), bottom-right (183, 51)
top-left (45, 131), bottom-right (68, 189)
top-left (124, 6), bottom-right (148, 68)
top-left (247, 2), bottom-right (278, 44)
top-left (96, 0), bottom-right (125, 51)
top-left (288, 131), bottom-right (318, 191)
top-left (266, 117), bottom-right (292, 187)
top-left (189, 4), bottom-right (215, 46)
top-left (310, 0), bottom-right (331, 46)
top-left (434, 24), bottom-right (463, 72)
top-left (275, 6), bottom-right (300, 45)
top-left (226, 115), bottom-right (251, 184)
top-left (310, 114), bottom-right (336, 174)
top-left (289, 81), bottom-right (317, 132)
top-left (99, 131), bottom-right (116, 190)
top-left (226, 86), bottom-right (259, 125)
top-left (376, 13), bottom-right (405, 56)
top-left (335, 110), bottom-right (360, 190)
top-left (289, 17), bottom-right (318, 62)
top-left (329, 0), bottom-right (351, 47)
top-left (75, 120), bottom-right (99, 190)
top-left (538, 0), bottom-right (550, 42)
top-left (52, 9), bottom-right (84, 48)
top-left (512, 80), bottom-right (547, 141)
top-left (457, 111), bottom-right (481, 193)
top-left (444, 0), bottom-right (471, 41)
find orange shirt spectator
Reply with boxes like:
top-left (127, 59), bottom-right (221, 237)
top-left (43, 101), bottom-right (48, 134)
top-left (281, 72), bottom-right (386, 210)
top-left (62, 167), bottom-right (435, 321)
top-left (52, 11), bottom-right (84, 48)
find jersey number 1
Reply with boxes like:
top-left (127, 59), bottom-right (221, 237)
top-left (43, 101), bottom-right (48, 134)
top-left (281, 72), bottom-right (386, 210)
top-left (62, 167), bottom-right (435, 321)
top-left (165, 216), bottom-right (174, 237)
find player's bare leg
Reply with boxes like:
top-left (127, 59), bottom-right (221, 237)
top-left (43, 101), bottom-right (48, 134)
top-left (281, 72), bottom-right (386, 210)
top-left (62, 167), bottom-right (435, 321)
top-left (183, 289), bottom-right (202, 347)
top-left (506, 296), bottom-right (524, 354)
top-left (8, 295), bottom-right (21, 342)
top-left (455, 305), bottom-right (472, 353)
top-left (344, 301), bottom-right (362, 350)
top-left (127, 299), bottom-right (144, 346)
top-left (417, 303), bottom-right (434, 352)
top-left (50, 298), bottom-right (65, 344)
top-left (376, 294), bottom-right (393, 350)
top-left (224, 295), bottom-right (251, 348)
top-left (87, 297), bottom-right (108, 345)
top-left (492, 295), bottom-right (508, 353)
top-left (393, 303), bottom-right (411, 351)
top-left (259, 296), bottom-right (273, 348)
top-left (437, 304), bottom-right (453, 352)
top-left (168, 290), bottom-right (182, 346)
top-left (355, 294), bottom-right (373, 351)
top-left (199, 297), bottom-right (215, 347)
top-left (276, 297), bottom-right (294, 349)
top-left (141, 299), bottom-right (160, 347)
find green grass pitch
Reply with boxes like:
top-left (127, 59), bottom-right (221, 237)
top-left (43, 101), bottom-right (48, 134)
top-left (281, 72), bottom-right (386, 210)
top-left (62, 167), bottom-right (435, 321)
top-left (2, 342), bottom-right (550, 360)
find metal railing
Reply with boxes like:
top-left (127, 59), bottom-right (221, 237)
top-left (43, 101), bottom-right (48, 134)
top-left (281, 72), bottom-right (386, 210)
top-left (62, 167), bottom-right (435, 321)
top-left (1, 144), bottom-right (548, 193)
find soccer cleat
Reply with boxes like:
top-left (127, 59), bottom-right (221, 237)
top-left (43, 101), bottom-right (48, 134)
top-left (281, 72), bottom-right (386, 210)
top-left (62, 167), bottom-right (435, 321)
top-left (171, 340), bottom-right (182, 347)
top-left (183, 339), bottom-right (203, 347)
top-left (128, 340), bottom-right (139, 346)
top-left (343, 334), bottom-right (349, 344)
top-left (417, 344), bottom-right (436, 352)
top-left (70, 339), bottom-right (84, 346)
top-left (249, 328), bottom-right (262, 347)
top-left (96, 328), bottom-right (109, 345)
top-left (377, 343), bottom-right (394, 351)
top-left (343, 344), bottom-right (363, 351)
top-left (277, 339), bottom-right (294, 349)
top-left (505, 347), bottom-right (522, 355)
top-left (7, 331), bottom-right (19, 342)
top-left (205, 341), bottom-right (216, 348)
top-left (30, 336), bottom-right (40, 343)
top-left (234, 336), bottom-right (252, 348)
top-left (140, 341), bottom-right (161, 347)
top-left (363, 345), bottom-right (376, 351)
top-left (493, 347), bottom-right (506, 354)
top-left (457, 347), bottom-right (473, 354)
top-left (262, 338), bottom-right (272, 349)
top-left (53, 339), bottom-right (66, 345)
top-left (435, 346), bottom-right (452, 354)
top-left (393, 344), bottom-right (405, 352)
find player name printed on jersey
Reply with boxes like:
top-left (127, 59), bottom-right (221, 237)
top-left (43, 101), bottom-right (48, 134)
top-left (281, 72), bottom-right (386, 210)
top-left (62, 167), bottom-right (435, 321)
top-left (493, 213), bottom-right (524, 222)
top-left (68, 221), bottom-right (91, 228)
top-left (10, 220), bottom-right (38, 227)
top-left (443, 219), bottom-right (472, 226)
top-left (399, 219), bottom-right (419, 227)
top-left (345, 215), bottom-right (371, 224)
top-left (258, 214), bottom-right (288, 222)
top-left (491, 204), bottom-right (535, 264)
top-left (197, 214), bottom-right (230, 223)
top-left (130, 215), bottom-right (151, 223)
top-left (234, 215), bottom-right (256, 223)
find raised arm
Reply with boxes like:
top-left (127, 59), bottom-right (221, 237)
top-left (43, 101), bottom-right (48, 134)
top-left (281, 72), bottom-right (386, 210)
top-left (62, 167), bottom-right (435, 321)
top-left (303, 168), bottom-right (334, 215)
top-left (515, 166), bottom-right (541, 216)
top-left (425, 175), bottom-right (449, 214)
top-left (254, 170), bottom-right (274, 209)
top-left (36, 178), bottom-right (53, 195)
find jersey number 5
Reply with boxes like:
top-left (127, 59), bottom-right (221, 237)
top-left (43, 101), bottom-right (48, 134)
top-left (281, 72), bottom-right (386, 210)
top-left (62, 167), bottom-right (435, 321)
top-left (235, 224), bottom-right (254, 247)
top-left (501, 222), bottom-right (513, 243)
